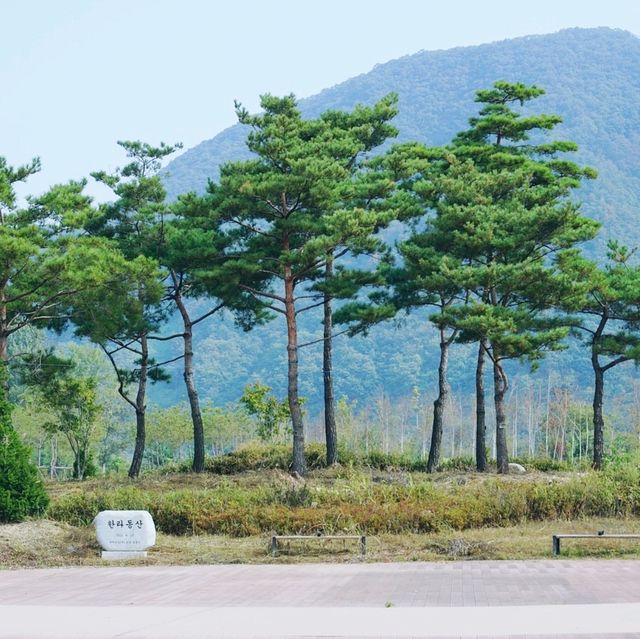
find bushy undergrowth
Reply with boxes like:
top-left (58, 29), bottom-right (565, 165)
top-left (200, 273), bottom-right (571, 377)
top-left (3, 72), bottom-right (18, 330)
top-left (510, 457), bottom-right (586, 472)
top-left (169, 443), bottom-right (475, 474)
top-left (47, 462), bottom-right (640, 537)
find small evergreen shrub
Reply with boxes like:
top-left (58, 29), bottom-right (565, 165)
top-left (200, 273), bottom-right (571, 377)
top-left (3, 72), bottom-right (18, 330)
top-left (364, 451), bottom-right (416, 471)
top-left (0, 397), bottom-right (49, 522)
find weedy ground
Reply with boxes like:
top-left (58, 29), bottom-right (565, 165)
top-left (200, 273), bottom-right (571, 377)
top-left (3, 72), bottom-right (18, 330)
top-left (2, 516), bottom-right (640, 569)
top-left (2, 463), bottom-right (640, 569)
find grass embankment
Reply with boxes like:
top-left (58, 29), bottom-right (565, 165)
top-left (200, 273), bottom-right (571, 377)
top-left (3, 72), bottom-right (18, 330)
top-left (46, 463), bottom-right (640, 537)
top-left (2, 446), bottom-right (640, 568)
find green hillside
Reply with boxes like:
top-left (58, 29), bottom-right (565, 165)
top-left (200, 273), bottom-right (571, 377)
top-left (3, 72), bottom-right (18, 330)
top-left (164, 27), bottom-right (640, 247)
top-left (153, 27), bottom-right (640, 415)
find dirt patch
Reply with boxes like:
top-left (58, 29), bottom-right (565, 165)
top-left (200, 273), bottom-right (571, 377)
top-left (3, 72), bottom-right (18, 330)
top-left (425, 538), bottom-right (496, 558)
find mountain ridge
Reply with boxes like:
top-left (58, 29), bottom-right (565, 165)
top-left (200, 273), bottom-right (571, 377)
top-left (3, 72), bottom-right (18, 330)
top-left (153, 27), bottom-right (640, 413)
top-left (164, 27), bottom-right (640, 249)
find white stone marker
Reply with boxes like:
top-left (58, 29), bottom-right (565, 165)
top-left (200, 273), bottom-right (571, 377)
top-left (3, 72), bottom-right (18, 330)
top-left (94, 510), bottom-right (156, 560)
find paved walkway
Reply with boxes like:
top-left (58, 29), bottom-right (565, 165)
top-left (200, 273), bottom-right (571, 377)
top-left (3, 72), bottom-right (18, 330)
top-left (1, 561), bottom-right (640, 638)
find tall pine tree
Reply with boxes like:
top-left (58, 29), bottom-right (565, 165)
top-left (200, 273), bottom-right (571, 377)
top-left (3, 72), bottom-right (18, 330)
top-left (212, 94), bottom-right (398, 474)
top-left (85, 141), bottom-right (179, 477)
top-left (449, 81), bottom-right (597, 471)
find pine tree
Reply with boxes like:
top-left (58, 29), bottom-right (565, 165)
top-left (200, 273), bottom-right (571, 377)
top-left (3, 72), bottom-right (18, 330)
top-left (559, 242), bottom-right (640, 469)
top-left (0, 364), bottom-right (48, 522)
top-left (335, 83), bottom-right (598, 474)
top-left (449, 81), bottom-right (597, 472)
top-left (0, 155), bottom-right (142, 402)
top-left (162, 194), bottom-right (266, 472)
top-left (84, 141), bottom-right (178, 478)
top-left (213, 94), bottom-right (398, 474)
top-left (429, 160), bottom-right (597, 473)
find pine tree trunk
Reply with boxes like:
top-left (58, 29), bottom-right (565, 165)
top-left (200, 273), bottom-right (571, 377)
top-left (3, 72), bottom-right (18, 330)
top-left (0, 333), bottom-right (8, 401)
top-left (128, 333), bottom-right (148, 478)
top-left (0, 287), bottom-right (8, 400)
top-left (427, 332), bottom-right (450, 473)
top-left (285, 273), bottom-right (306, 476)
top-left (475, 339), bottom-right (487, 472)
top-left (184, 323), bottom-right (206, 473)
top-left (323, 256), bottom-right (337, 466)
top-left (493, 353), bottom-right (509, 474)
top-left (592, 360), bottom-right (605, 470)
top-left (173, 283), bottom-right (206, 473)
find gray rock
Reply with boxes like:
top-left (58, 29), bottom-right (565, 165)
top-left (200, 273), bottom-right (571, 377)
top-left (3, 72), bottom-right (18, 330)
top-left (508, 462), bottom-right (526, 474)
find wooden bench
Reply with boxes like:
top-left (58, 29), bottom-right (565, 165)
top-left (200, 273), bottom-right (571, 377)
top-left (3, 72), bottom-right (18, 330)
top-left (552, 533), bottom-right (640, 556)
top-left (271, 534), bottom-right (367, 557)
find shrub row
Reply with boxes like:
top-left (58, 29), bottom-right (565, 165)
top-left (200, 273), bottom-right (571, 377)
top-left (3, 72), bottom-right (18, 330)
top-left (47, 466), bottom-right (640, 537)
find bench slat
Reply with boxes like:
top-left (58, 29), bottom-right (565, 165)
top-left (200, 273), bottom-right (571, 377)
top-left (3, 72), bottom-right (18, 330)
top-left (552, 533), bottom-right (640, 556)
top-left (554, 534), bottom-right (640, 539)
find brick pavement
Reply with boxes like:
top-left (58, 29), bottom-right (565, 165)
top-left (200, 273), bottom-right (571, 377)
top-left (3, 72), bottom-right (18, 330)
top-left (1, 561), bottom-right (640, 637)
top-left (1, 560), bottom-right (640, 607)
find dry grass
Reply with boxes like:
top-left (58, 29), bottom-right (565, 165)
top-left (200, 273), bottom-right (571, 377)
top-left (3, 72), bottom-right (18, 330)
top-left (0, 520), bottom-right (96, 568)
top-left (2, 516), bottom-right (640, 570)
top-left (44, 465), bottom-right (577, 497)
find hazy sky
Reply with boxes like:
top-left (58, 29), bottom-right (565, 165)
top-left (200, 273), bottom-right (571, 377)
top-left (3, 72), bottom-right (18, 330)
top-left (2, 0), bottom-right (639, 198)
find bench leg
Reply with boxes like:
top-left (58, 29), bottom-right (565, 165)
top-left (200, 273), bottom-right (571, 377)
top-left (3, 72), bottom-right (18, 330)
top-left (360, 536), bottom-right (367, 557)
top-left (552, 536), bottom-right (560, 556)
top-left (271, 536), bottom-right (278, 557)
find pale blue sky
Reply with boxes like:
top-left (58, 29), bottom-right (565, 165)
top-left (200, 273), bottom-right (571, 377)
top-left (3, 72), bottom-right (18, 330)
top-left (2, 0), bottom-right (639, 198)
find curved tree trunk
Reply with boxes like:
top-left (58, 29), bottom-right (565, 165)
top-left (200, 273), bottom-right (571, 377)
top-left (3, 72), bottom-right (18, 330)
top-left (475, 339), bottom-right (487, 472)
top-left (128, 333), bottom-right (148, 478)
top-left (323, 256), bottom-right (337, 466)
top-left (183, 319), bottom-right (205, 473)
top-left (427, 331), bottom-right (450, 473)
top-left (592, 358), bottom-right (605, 470)
top-left (285, 273), bottom-right (306, 476)
top-left (493, 352), bottom-right (509, 474)
top-left (591, 313), bottom-right (609, 471)
top-left (172, 282), bottom-right (206, 473)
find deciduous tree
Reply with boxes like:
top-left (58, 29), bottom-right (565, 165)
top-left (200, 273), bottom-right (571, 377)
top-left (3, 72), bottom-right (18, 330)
top-left (20, 352), bottom-right (101, 479)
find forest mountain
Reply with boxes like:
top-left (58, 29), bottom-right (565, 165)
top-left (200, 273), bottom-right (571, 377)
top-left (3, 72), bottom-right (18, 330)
top-left (150, 27), bottom-right (640, 418)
